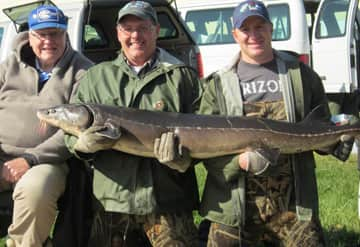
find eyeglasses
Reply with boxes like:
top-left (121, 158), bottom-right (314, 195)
top-left (118, 25), bottom-right (154, 35)
top-left (30, 30), bottom-right (65, 41)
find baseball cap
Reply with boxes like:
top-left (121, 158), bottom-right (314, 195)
top-left (117, 1), bottom-right (158, 24)
top-left (233, 0), bottom-right (270, 29)
top-left (28, 5), bottom-right (68, 31)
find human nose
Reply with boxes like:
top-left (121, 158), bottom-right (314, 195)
top-left (247, 29), bottom-right (260, 38)
top-left (129, 30), bottom-right (141, 37)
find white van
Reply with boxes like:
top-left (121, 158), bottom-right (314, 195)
top-left (311, 0), bottom-right (360, 93)
top-left (0, 0), bottom-right (204, 76)
top-left (178, 0), bottom-right (311, 77)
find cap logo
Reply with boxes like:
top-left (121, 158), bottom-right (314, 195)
top-left (35, 8), bottom-right (59, 22)
top-left (240, 2), bottom-right (262, 13)
top-left (233, 0), bottom-right (269, 28)
top-left (28, 5), bottom-right (67, 30)
top-left (124, 1), bottom-right (147, 10)
top-left (117, 1), bottom-right (157, 24)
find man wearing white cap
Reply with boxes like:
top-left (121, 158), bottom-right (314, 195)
top-left (0, 5), bottom-right (93, 247)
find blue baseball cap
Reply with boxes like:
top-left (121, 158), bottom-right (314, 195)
top-left (233, 0), bottom-right (270, 29)
top-left (28, 5), bottom-right (68, 31)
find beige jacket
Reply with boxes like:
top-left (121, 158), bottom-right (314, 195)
top-left (0, 31), bottom-right (93, 165)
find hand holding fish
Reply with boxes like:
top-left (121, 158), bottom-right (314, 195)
top-left (154, 132), bottom-right (191, 172)
top-left (331, 134), bottom-right (354, 161)
top-left (239, 148), bottom-right (280, 176)
top-left (74, 125), bottom-right (119, 153)
top-left (327, 114), bottom-right (356, 161)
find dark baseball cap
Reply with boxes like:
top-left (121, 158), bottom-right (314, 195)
top-left (233, 0), bottom-right (270, 29)
top-left (117, 1), bottom-right (158, 24)
top-left (28, 5), bottom-right (68, 31)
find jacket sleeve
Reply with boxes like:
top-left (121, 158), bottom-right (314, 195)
top-left (23, 130), bottom-right (72, 166)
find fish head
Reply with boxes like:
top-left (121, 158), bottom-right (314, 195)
top-left (37, 104), bottom-right (92, 136)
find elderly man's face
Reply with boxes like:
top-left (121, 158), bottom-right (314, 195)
top-left (29, 28), bottom-right (66, 69)
top-left (117, 15), bottom-right (160, 66)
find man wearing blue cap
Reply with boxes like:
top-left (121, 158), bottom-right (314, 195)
top-left (64, 1), bottom-right (202, 246)
top-left (198, 0), bottom-right (353, 246)
top-left (0, 5), bottom-right (93, 247)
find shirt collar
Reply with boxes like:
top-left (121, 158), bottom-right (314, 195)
top-left (35, 59), bottom-right (52, 84)
top-left (124, 48), bottom-right (160, 75)
top-left (35, 59), bottom-right (53, 74)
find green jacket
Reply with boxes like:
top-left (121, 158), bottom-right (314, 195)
top-left (65, 48), bottom-right (203, 215)
top-left (198, 50), bottom-right (330, 227)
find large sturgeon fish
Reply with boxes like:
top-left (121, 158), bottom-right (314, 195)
top-left (37, 103), bottom-right (360, 159)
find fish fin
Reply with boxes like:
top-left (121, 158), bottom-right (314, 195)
top-left (96, 121), bottom-right (121, 139)
top-left (301, 104), bottom-right (330, 124)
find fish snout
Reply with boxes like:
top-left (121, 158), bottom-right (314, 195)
top-left (37, 107), bottom-right (58, 120)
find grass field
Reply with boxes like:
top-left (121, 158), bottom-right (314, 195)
top-left (316, 154), bottom-right (360, 246)
top-left (1, 154), bottom-right (360, 247)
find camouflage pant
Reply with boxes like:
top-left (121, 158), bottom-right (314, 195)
top-left (207, 170), bottom-right (325, 247)
top-left (207, 216), bottom-right (325, 247)
top-left (89, 209), bottom-right (199, 247)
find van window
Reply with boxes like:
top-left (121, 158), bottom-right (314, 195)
top-left (0, 27), bottom-right (3, 46)
top-left (84, 23), bottom-right (108, 49)
top-left (158, 12), bottom-right (178, 39)
top-left (184, 4), bottom-right (291, 45)
top-left (315, 0), bottom-right (350, 38)
top-left (268, 4), bottom-right (290, 41)
top-left (185, 8), bottom-right (234, 45)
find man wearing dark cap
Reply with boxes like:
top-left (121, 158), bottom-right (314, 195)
top-left (0, 5), bottom-right (93, 247)
top-left (198, 0), bottom-right (353, 246)
top-left (64, 1), bottom-right (202, 246)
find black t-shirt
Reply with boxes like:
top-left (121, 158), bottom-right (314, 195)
top-left (237, 59), bottom-right (282, 103)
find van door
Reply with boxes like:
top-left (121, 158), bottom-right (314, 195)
top-left (312, 0), bottom-right (360, 93)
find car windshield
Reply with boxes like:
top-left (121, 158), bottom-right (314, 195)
top-left (184, 3), bottom-right (291, 45)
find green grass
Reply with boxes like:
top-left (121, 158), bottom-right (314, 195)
top-left (316, 154), bottom-right (360, 246)
top-left (2, 154), bottom-right (360, 246)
